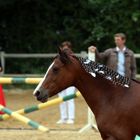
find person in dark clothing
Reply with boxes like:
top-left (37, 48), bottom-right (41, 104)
top-left (88, 33), bottom-right (137, 79)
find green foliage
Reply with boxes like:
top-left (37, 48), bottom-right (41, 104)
top-left (0, 0), bottom-right (140, 74)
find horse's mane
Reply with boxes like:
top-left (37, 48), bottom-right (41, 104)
top-left (57, 50), bottom-right (131, 88)
top-left (78, 57), bottom-right (130, 88)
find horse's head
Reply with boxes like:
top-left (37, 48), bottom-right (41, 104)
top-left (33, 48), bottom-right (81, 102)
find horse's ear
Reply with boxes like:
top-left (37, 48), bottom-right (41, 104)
top-left (58, 47), bottom-right (62, 55)
top-left (58, 47), bottom-right (71, 64)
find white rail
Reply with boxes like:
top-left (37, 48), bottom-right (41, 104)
top-left (0, 51), bottom-right (140, 78)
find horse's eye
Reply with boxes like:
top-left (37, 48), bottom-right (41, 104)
top-left (52, 67), bottom-right (59, 73)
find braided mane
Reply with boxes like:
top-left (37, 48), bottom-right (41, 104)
top-left (78, 57), bottom-right (130, 88)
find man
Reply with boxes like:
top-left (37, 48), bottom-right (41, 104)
top-left (88, 33), bottom-right (137, 79)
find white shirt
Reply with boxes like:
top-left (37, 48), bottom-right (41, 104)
top-left (116, 47), bottom-right (126, 76)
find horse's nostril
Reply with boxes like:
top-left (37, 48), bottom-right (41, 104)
top-left (35, 91), bottom-right (40, 97)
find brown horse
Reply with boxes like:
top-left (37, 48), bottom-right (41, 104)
top-left (33, 48), bottom-right (140, 140)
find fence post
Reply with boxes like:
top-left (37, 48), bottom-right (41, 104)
top-left (80, 51), bottom-right (87, 58)
top-left (0, 51), bottom-right (5, 75)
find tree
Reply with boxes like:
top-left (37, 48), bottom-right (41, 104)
top-left (0, 0), bottom-right (140, 73)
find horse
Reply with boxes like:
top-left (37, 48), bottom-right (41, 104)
top-left (33, 48), bottom-right (140, 140)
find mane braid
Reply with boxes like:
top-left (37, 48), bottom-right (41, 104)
top-left (78, 57), bottom-right (130, 88)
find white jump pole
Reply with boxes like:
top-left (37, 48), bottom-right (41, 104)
top-left (79, 48), bottom-right (98, 133)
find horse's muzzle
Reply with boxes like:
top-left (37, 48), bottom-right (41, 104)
top-left (34, 89), bottom-right (49, 103)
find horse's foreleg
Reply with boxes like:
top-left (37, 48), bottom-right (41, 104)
top-left (100, 132), bottom-right (134, 140)
top-left (101, 135), bottom-right (134, 140)
top-left (100, 134), bottom-right (116, 140)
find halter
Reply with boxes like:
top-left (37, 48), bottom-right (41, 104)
top-left (78, 57), bottom-right (130, 88)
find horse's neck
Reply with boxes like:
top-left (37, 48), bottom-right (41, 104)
top-left (75, 72), bottom-right (113, 116)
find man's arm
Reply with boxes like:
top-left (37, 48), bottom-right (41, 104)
top-left (88, 46), bottom-right (109, 62)
top-left (131, 53), bottom-right (137, 79)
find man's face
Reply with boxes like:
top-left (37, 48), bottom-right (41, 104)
top-left (114, 36), bottom-right (125, 47)
top-left (62, 45), bottom-right (69, 49)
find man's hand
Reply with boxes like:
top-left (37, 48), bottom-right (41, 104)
top-left (88, 46), bottom-right (97, 53)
